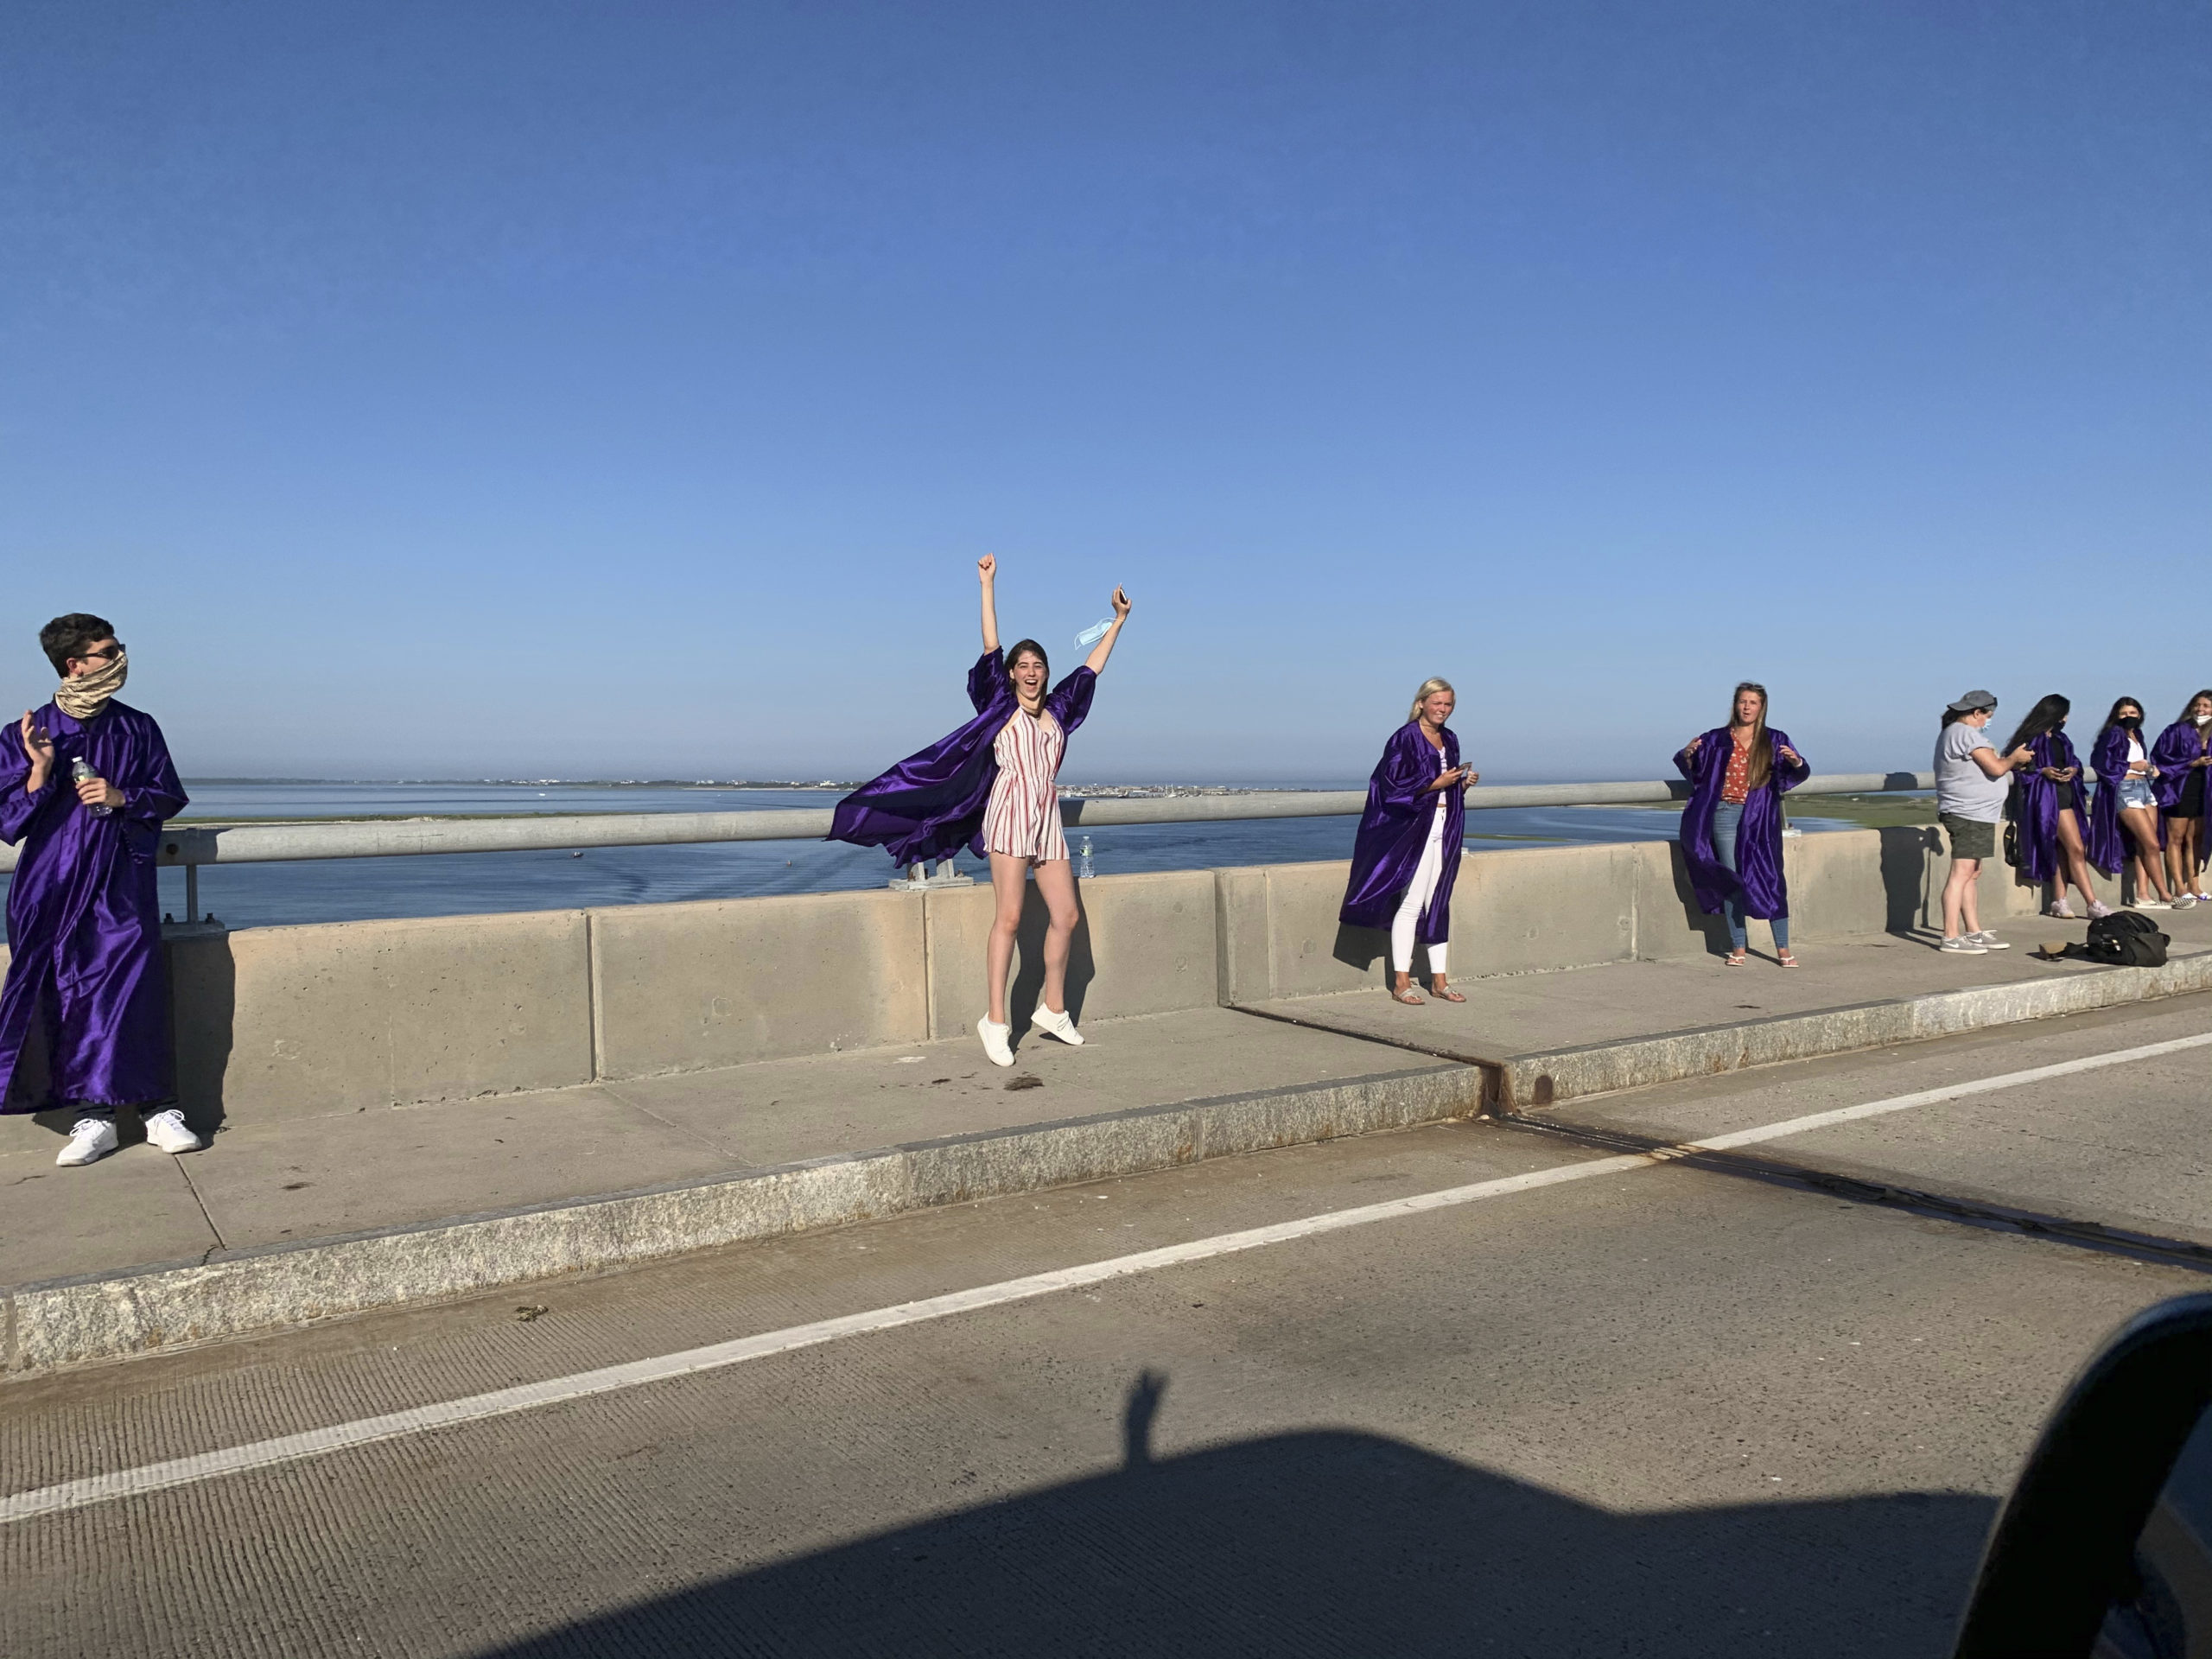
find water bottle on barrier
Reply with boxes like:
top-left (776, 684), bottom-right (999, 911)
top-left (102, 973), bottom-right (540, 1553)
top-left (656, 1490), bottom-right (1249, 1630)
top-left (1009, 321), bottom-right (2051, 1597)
top-left (71, 758), bottom-right (115, 818)
top-left (1077, 835), bottom-right (1094, 880)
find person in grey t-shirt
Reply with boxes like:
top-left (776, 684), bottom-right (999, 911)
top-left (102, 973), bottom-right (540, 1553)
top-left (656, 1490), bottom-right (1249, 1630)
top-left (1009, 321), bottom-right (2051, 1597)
top-left (1933, 690), bottom-right (2032, 953)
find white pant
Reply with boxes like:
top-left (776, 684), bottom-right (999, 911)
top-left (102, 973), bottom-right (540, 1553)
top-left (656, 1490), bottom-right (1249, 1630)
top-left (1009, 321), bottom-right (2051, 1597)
top-left (1390, 805), bottom-right (1449, 975)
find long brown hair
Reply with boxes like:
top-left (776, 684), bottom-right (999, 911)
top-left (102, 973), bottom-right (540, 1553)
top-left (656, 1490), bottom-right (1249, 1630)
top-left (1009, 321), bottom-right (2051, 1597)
top-left (1729, 682), bottom-right (1771, 789)
top-left (2001, 694), bottom-right (2069, 759)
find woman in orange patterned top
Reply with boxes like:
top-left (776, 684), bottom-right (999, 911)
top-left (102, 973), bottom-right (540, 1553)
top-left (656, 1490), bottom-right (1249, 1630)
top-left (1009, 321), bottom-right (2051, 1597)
top-left (1675, 683), bottom-right (1810, 967)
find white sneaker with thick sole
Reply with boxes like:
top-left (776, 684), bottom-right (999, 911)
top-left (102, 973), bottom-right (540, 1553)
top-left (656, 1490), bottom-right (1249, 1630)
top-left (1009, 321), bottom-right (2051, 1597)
top-left (1029, 1004), bottom-right (1084, 1046)
top-left (976, 1015), bottom-right (1014, 1068)
top-left (1969, 931), bottom-right (2012, 949)
top-left (2131, 899), bottom-right (2171, 910)
top-left (55, 1118), bottom-right (118, 1167)
top-left (142, 1108), bottom-right (203, 1154)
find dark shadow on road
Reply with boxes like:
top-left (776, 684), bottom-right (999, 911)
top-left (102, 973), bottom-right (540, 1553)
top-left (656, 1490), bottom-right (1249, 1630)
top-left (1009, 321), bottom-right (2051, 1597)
top-left (470, 1423), bottom-right (1993, 1657)
top-left (1122, 1367), bottom-right (1167, 1465)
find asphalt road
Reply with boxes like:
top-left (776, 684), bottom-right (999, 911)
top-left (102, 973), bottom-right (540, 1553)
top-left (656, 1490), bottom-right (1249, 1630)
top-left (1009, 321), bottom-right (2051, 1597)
top-left (6, 993), bottom-right (2211, 1658)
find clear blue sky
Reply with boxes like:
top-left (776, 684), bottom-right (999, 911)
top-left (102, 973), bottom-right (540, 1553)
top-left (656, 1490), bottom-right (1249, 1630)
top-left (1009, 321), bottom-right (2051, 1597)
top-left (3, 2), bottom-right (2206, 784)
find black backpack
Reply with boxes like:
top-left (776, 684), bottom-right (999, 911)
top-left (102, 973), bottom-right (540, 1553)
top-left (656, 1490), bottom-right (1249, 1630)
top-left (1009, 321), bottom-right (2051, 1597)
top-left (2077, 911), bottom-right (2169, 967)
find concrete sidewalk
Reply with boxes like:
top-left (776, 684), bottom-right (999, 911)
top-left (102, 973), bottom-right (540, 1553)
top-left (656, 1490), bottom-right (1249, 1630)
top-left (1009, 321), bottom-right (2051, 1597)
top-left (3, 905), bottom-right (2208, 1375)
top-left (0, 1007), bottom-right (1459, 1288)
top-left (0, 1007), bottom-right (1478, 1373)
top-left (1248, 907), bottom-right (2212, 1107)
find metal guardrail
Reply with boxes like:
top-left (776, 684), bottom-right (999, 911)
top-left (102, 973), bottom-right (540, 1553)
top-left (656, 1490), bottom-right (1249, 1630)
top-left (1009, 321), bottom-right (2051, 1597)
top-left (0, 771), bottom-right (1931, 876)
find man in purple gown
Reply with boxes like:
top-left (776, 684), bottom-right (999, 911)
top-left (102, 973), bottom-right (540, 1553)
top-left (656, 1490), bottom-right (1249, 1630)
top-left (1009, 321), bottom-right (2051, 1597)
top-left (0, 614), bottom-right (200, 1166)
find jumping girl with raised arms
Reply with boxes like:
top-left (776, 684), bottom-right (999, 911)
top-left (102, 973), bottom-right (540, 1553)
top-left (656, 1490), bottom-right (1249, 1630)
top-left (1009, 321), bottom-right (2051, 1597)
top-left (830, 556), bottom-right (1131, 1066)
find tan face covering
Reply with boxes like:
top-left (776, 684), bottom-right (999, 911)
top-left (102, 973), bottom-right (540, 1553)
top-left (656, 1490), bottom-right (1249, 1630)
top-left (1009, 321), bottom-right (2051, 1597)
top-left (54, 650), bottom-right (128, 721)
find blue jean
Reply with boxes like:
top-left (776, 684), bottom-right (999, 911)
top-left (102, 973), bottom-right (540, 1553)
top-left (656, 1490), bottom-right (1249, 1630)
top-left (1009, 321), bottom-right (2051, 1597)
top-left (1712, 800), bottom-right (1789, 952)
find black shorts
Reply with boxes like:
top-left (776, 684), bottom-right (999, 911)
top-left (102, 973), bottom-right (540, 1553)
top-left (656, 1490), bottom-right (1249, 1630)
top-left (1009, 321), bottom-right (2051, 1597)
top-left (2174, 767), bottom-right (2207, 821)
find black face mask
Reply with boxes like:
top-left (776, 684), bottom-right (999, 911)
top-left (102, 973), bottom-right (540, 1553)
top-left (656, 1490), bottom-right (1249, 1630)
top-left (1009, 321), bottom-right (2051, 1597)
top-left (2119, 715), bottom-right (2144, 730)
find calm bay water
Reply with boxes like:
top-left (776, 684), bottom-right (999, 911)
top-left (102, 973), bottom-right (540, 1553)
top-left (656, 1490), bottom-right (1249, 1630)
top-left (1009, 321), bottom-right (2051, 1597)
top-left (4, 781), bottom-right (1860, 930)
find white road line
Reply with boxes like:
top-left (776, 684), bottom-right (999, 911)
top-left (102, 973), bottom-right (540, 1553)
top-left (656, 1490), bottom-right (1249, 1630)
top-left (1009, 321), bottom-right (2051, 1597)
top-left (5, 1027), bottom-right (2208, 1527)
top-left (1689, 1030), bottom-right (2212, 1152)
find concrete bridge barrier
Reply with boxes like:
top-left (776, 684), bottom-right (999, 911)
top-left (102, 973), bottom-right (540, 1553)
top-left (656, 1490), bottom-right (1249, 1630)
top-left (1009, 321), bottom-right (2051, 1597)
top-left (589, 889), bottom-right (930, 1078)
top-left (923, 868), bottom-right (1222, 1039)
top-left (0, 826), bottom-right (2117, 1128)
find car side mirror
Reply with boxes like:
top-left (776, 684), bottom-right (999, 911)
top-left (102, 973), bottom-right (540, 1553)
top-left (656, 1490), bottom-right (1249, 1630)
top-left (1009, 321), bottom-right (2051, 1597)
top-left (1955, 1294), bottom-right (2212, 1657)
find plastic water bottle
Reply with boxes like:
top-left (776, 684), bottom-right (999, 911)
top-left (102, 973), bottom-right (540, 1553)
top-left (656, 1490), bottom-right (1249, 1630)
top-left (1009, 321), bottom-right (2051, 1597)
top-left (1075, 618), bottom-right (1115, 646)
top-left (1077, 834), bottom-right (1094, 880)
top-left (71, 758), bottom-right (114, 817)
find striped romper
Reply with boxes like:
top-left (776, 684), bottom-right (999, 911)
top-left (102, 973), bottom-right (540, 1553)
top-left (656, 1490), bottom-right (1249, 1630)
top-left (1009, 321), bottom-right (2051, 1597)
top-left (983, 710), bottom-right (1068, 862)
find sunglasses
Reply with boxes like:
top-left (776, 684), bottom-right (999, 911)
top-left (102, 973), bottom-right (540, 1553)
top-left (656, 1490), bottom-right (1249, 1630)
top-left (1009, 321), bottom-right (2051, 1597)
top-left (73, 642), bottom-right (124, 663)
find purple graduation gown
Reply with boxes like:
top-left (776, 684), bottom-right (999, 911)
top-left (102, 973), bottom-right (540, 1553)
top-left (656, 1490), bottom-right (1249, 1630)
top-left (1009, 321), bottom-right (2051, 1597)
top-left (2009, 730), bottom-right (2088, 886)
top-left (0, 700), bottom-right (188, 1111)
top-left (2151, 720), bottom-right (2208, 813)
top-left (2086, 724), bottom-right (2161, 876)
top-left (1338, 722), bottom-right (1463, 938)
top-left (830, 649), bottom-right (1096, 865)
top-left (1674, 726), bottom-right (1808, 920)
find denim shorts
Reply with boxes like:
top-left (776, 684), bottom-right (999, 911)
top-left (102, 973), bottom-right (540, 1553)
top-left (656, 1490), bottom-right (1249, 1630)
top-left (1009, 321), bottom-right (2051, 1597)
top-left (2120, 778), bottom-right (2158, 811)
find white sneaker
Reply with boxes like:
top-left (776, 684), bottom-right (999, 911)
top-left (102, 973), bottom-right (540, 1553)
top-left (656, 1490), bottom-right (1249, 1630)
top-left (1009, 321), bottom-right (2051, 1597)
top-left (1969, 931), bottom-right (2012, 950)
top-left (976, 1015), bottom-right (1014, 1068)
top-left (2171, 893), bottom-right (2198, 909)
top-left (142, 1109), bottom-right (203, 1154)
top-left (1028, 1004), bottom-right (1084, 1046)
top-left (55, 1118), bottom-right (118, 1167)
top-left (1938, 936), bottom-right (1986, 955)
top-left (2131, 899), bottom-right (2170, 910)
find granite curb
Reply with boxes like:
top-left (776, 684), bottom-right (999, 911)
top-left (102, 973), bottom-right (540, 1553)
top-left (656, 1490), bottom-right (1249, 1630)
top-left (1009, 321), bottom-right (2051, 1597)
top-left (1492, 949), bottom-right (2212, 1109)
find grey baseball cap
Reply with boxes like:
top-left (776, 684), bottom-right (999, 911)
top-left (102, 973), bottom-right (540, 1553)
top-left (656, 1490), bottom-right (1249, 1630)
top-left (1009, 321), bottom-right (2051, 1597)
top-left (1947, 689), bottom-right (1999, 714)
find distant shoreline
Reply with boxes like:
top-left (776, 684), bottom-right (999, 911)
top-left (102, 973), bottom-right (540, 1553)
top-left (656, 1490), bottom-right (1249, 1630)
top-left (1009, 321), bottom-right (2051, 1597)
top-left (157, 785), bottom-right (1935, 832)
top-left (178, 779), bottom-right (866, 790)
top-left (175, 779), bottom-right (1347, 796)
